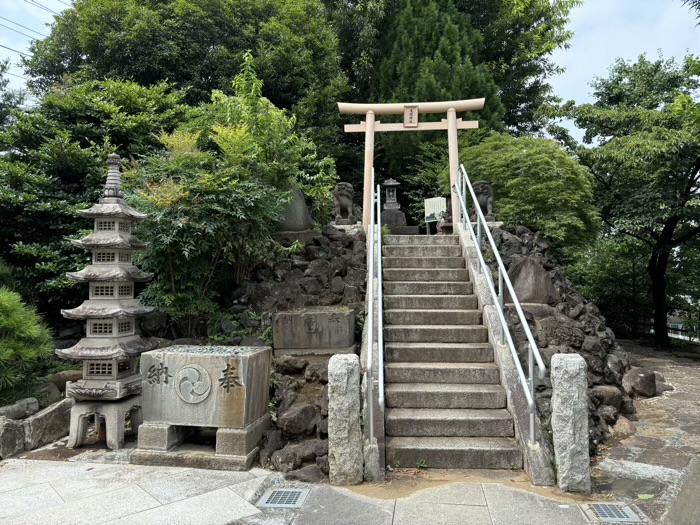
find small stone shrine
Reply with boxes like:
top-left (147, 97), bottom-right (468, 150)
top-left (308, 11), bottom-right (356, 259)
top-left (380, 178), bottom-right (419, 235)
top-left (333, 182), bottom-right (357, 226)
top-left (58, 154), bottom-right (156, 449)
top-left (132, 346), bottom-right (271, 470)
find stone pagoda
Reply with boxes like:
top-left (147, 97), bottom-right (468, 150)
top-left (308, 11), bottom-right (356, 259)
top-left (58, 154), bottom-right (156, 403)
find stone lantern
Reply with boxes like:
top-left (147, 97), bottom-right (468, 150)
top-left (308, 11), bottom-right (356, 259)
top-left (58, 154), bottom-right (157, 449)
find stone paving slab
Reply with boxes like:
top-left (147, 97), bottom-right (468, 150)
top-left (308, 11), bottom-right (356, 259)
top-left (104, 487), bottom-right (260, 525)
top-left (292, 486), bottom-right (396, 525)
top-left (0, 482), bottom-right (64, 521)
top-left (483, 484), bottom-right (589, 525)
top-left (393, 500), bottom-right (492, 525)
top-left (402, 481), bottom-right (486, 506)
top-left (137, 467), bottom-right (254, 504)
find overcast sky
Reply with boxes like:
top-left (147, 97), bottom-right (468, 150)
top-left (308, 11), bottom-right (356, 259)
top-left (1, 0), bottom-right (699, 112)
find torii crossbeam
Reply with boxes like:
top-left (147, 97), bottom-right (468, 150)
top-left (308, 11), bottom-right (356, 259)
top-left (338, 99), bottom-right (485, 227)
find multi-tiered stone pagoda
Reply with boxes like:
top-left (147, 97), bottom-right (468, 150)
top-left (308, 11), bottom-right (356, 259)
top-left (58, 154), bottom-right (156, 402)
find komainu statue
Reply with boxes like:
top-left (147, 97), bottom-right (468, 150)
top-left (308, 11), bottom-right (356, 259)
top-left (471, 181), bottom-right (495, 222)
top-left (334, 182), bottom-right (357, 225)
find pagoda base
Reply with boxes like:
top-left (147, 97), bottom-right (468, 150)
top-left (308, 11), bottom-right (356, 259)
top-left (67, 395), bottom-right (142, 451)
top-left (66, 372), bottom-right (142, 401)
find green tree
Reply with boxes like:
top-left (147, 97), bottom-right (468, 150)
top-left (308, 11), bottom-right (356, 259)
top-left (0, 287), bottom-right (53, 399)
top-left (0, 78), bottom-right (188, 318)
top-left (564, 236), bottom-right (652, 336)
top-left (557, 55), bottom-right (700, 347)
top-left (451, 133), bottom-right (598, 246)
top-left (127, 57), bottom-right (336, 336)
top-left (23, 0), bottom-right (347, 159)
top-left (0, 59), bottom-right (25, 128)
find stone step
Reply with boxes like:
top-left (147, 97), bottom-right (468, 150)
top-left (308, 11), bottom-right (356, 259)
top-left (385, 235), bottom-right (459, 246)
top-left (385, 383), bottom-right (506, 408)
top-left (385, 342), bottom-right (493, 363)
top-left (383, 281), bottom-right (473, 296)
top-left (383, 268), bottom-right (469, 282)
top-left (384, 295), bottom-right (478, 310)
top-left (385, 408), bottom-right (515, 437)
top-left (384, 325), bottom-right (487, 343)
top-left (383, 245), bottom-right (462, 258)
top-left (385, 362), bottom-right (500, 384)
top-left (385, 437), bottom-right (522, 469)
top-left (384, 309), bottom-right (481, 326)
top-left (382, 257), bottom-right (465, 269)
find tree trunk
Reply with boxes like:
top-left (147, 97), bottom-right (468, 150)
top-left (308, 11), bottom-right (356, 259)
top-left (648, 247), bottom-right (671, 347)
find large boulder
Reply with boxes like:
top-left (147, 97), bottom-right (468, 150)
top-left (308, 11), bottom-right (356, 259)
top-left (277, 402), bottom-right (318, 436)
top-left (277, 187), bottom-right (315, 232)
top-left (0, 416), bottom-right (25, 459)
top-left (23, 398), bottom-right (74, 450)
top-left (622, 367), bottom-right (656, 398)
top-left (507, 257), bottom-right (559, 305)
top-left (271, 447), bottom-right (302, 473)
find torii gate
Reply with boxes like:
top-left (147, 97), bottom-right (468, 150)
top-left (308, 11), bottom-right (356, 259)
top-left (338, 99), bottom-right (485, 227)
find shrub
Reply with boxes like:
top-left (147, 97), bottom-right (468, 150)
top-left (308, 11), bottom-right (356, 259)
top-left (0, 287), bottom-right (53, 400)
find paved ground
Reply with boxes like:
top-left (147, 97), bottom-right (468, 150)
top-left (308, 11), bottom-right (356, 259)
top-left (591, 340), bottom-right (700, 524)
top-left (0, 457), bottom-right (599, 525)
top-left (2, 339), bottom-right (698, 524)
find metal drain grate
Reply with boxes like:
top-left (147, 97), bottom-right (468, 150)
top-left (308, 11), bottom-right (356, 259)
top-left (581, 502), bottom-right (643, 523)
top-left (257, 488), bottom-right (310, 509)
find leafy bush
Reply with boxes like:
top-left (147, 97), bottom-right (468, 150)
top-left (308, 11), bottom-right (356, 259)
top-left (0, 287), bottom-right (53, 400)
top-left (127, 55), bottom-right (336, 337)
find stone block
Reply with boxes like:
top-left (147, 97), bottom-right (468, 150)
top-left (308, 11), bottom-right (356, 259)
top-left (273, 309), bottom-right (355, 355)
top-left (140, 345), bottom-right (271, 428)
top-left (0, 416), bottom-right (25, 459)
top-left (137, 422), bottom-right (190, 451)
top-left (327, 354), bottom-right (363, 485)
top-left (550, 354), bottom-right (591, 492)
top-left (23, 398), bottom-right (74, 450)
top-left (215, 414), bottom-right (270, 457)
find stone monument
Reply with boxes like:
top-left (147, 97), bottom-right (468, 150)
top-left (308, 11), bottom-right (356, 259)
top-left (333, 182), bottom-right (357, 226)
top-left (471, 181), bottom-right (495, 222)
top-left (380, 178), bottom-right (419, 235)
top-left (273, 308), bottom-right (355, 356)
top-left (58, 154), bottom-right (157, 450)
top-left (274, 187), bottom-right (317, 245)
top-left (132, 345), bottom-right (271, 470)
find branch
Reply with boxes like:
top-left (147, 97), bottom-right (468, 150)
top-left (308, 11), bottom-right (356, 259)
top-left (672, 225), bottom-right (700, 247)
top-left (602, 218), bottom-right (655, 247)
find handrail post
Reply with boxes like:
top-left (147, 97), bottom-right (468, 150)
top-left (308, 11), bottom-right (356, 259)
top-left (376, 184), bottom-right (385, 412)
top-left (366, 170), bottom-right (376, 443)
top-left (461, 173), bottom-right (467, 230)
top-left (529, 344), bottom-right (535, 445)
top-left (498, 270), bottom-right (505, 345)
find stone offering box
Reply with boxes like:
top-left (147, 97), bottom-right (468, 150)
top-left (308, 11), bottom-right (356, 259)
top-left (273, 308), bottom-right (355, 356)
top-left (131, 346), bottom-right (271, 470)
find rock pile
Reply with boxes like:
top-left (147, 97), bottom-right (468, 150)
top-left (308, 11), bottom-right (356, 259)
top-left (258, 355), bottom-right (330, 482)
top-left (492, 225), bottom-right (670, 454)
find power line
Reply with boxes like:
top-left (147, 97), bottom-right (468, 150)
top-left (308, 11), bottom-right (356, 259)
top-left (0, 23), bottom-right (37, 40)
top-left (0, 16), bottom-right (48, 38)
top-left (4, 71), bottom-right (28, 80)
top-left (24, 0), bottom-right (59, 15)
top-left (54, 0), bottom-right (72, 6)
top-left (0, 44), bottom-right (31, 57)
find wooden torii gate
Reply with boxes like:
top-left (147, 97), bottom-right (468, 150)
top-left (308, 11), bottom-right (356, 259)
top-left (338, 99), bottom-right (485, 227)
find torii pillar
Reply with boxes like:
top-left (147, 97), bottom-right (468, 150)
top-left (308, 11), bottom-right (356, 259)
top-left (338, 99), bottom-right (485, 227)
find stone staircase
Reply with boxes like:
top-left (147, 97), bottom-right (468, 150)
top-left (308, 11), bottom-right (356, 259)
top-left (382, 235), bottom-right (522, 469)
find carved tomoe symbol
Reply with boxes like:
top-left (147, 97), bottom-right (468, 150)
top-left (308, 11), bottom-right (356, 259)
top-left (304, 317), bottom-right (318, 333)
top-left (175, 364), bottom-right (212, 404)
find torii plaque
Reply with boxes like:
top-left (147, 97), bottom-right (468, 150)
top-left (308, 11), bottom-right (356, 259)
top-left (338, 99), bottom-right (485, 227)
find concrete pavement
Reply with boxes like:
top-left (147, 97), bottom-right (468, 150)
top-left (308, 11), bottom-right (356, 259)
top-left (0, 457), bottom-right (601, 525)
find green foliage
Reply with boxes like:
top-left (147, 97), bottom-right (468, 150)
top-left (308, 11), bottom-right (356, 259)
top-left (0, 59), bottom-right (25, 128)
top-left (0, 287), bottom-right (53, 397)
top-left (0, 78), bottom-right (188, 316)
top-left (455, 133), bottom-right (599, 245)
top-left (555, 54), bottom-right (700, 346)
top-left (23, 0), bottom-right (347, 160)
top-left (127, 59), bottom-right (335, 336)
top-left (563, 236), bottom-right (652, 336)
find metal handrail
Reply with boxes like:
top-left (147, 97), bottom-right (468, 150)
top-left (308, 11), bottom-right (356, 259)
top-left (454, 164), bottom-right (546, 445)
top-left (365, 169), bottom-right (384, 443)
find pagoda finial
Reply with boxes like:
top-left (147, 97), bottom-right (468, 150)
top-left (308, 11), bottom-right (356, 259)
top-left (104, 154), bottom-right (124, 198)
